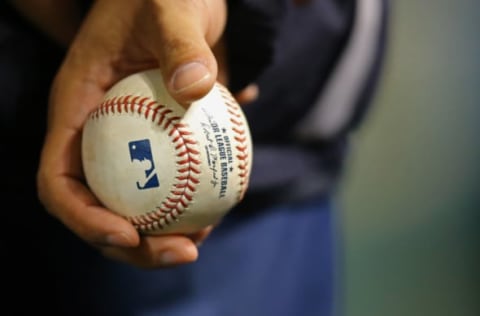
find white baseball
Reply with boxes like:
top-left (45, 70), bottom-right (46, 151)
top-left (81, 68), bottom-right (253, 235)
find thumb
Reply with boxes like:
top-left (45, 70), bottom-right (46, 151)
top-left (143, 0), bottom-right (226, 105)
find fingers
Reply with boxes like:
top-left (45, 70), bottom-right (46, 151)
top-left (100, 235), bottom-right (199, 269)
top-left (188, 225), bottom-right (215, 247)
top-left (98, 225), bottom-right (215, 269)
top-left (234, 84), bottom-right (259, 105)
top-left (142, 0), bottom-right (227, 105)
top-left (213, 33), bottom-right (259, 105)
top-left (36, 0), bottom-right (227, 270)
top-left (37, 66), bottom-right (141, 248)
top-left (37, 127), bottom-right (140, 249)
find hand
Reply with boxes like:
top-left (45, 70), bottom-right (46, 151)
top-left (37, 0), bottom-right (254, 269)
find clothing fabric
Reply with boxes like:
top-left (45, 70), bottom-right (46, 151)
top-left (54, 197), bottom-right (336, 316)
top-left (1, 0), bottom-right (389, 315)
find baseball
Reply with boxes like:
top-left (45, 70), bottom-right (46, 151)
top-left (81, 68), bottom-right (252, 235)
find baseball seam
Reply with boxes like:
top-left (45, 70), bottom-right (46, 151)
top-left (216, 83), bottom-right (251, 201)
top-left (91, 95), bottom-right (201, 232)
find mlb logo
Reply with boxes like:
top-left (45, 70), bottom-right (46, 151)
top-left (128, 139), bottom-right (159, 190)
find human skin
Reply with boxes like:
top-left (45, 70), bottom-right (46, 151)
top-left (26, 0), bottom-right (257, 269)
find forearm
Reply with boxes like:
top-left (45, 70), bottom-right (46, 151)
top-left (7, 0), bottom-right (85, 46)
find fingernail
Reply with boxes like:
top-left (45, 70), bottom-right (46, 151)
top-left (159, 244), bottom-right (198, 265)
top-left (106, 232), bottom-right (133, 247)
top-left (159, 251), bottom-right (179, 265)
top-left (171, 62), bottom-right (211, 93)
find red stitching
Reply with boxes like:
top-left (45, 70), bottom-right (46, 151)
top-left (215, 83), bottom-right (251, 201)
top-left (90, 95), bottom-right (201, 232)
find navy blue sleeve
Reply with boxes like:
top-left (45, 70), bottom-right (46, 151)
top-left (225, 0), bottom-right (286, 93)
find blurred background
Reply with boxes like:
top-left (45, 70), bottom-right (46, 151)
top-left (338, 0), bottom-right (480, 315)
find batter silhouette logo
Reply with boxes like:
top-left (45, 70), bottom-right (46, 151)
top-left (128, 139), bottom-right (160, 190)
